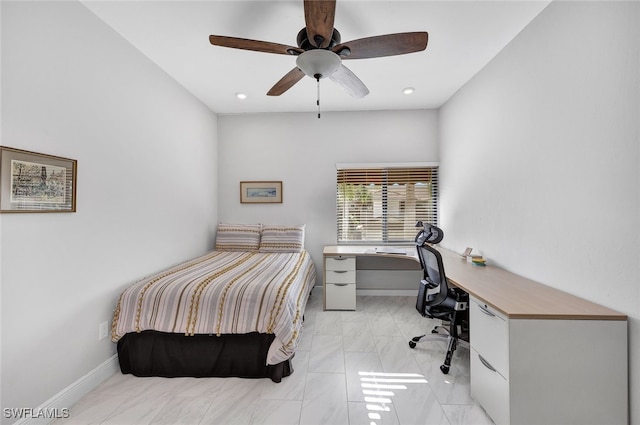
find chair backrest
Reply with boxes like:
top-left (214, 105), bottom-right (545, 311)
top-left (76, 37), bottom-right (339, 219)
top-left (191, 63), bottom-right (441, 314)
top-left (414, 223), bottom-right (444, 247)
top-left (415, 224), bottom-right (450, 315)
top-left (414, 223), bottom-right (443, 270)
top-left (418, 244), bottom-right (449, 307)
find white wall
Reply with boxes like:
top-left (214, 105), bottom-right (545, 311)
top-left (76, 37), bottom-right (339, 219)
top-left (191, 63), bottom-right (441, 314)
top-left (218, 110), bottom-right (438, 283)
top-left (0, 2), bottom-right (218, 422)
top-left (0, 0), bottom-right (3, 418)
top-left (439, 1), bottom-right (639, 423)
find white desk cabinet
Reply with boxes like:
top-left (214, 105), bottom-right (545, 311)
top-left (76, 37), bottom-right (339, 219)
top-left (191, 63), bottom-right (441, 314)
top-left (322, 246), bottom-right (417, 311)
top-left (321, 245), bottom-right (628, 424)
top-left (469, 298), bottom-right (510, 425)
top-left (324, 255), bottom-right (356, 310)
top-left (469, 296), bottom-right (628, 425)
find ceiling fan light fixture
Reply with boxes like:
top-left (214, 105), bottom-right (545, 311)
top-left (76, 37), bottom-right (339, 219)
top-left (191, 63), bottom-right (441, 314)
top-left (296, 50), bottom-right (341, 79)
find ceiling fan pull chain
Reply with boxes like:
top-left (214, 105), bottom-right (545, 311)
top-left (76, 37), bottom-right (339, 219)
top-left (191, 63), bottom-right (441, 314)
top-left (316, 74), bottom-right (321, 119)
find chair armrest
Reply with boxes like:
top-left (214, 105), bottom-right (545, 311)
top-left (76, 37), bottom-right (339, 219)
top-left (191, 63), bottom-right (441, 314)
top-left (422, 279), bottom-right (438, 289)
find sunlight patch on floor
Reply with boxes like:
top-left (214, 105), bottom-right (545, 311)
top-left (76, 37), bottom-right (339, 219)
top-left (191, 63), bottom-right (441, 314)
top-left (359, 371), bottom-right (429, 424)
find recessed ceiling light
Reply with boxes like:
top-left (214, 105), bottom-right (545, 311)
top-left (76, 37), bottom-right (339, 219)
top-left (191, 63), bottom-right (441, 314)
top-left (402, 87), bottom-right (415, 95)
top-left (236, 93), bottom-right (247, 100)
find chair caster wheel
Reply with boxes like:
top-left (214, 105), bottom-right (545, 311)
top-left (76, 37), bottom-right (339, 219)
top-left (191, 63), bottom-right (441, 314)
top-left (412, 336), bottom-right (423, 342)
top-left (440, 365), bottom-right (450, 374)
top-left (409, 341), bottom-right (417, 349)
top-left (431, 329), bottom-right (439, 334)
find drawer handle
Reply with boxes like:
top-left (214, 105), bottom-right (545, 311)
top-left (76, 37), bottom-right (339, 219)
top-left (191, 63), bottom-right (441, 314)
top-left (333, 257), bottom-right (349, 261)
top-left (478, 354), bottom-right (497, 372)
top-left (477, 304), bottom-right (496, 317)
top-left (334, 283), bottom-right (349, 287)
top-left (332, 270), bottom-right (349, 274)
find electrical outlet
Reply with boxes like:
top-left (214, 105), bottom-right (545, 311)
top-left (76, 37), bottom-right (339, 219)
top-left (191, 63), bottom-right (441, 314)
top-left (98, 321), bottom-right (109, 340)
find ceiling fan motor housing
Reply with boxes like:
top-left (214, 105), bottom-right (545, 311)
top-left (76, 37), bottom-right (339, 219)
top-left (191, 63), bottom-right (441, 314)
top-left (297, 27), bottom-right (341, 51)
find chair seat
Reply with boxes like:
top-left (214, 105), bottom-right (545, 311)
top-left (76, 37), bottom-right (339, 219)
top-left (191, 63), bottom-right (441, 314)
top-left (425, 294), bottom-right (458, 318)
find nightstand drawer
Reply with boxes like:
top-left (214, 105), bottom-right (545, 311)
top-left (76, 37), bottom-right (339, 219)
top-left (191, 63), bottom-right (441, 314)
top-left (325, 283), bottom-right (356, 310)
top-left (325, 269), bottom-right (356, 284)
top-left (325, 256), bottom-right (356, 271)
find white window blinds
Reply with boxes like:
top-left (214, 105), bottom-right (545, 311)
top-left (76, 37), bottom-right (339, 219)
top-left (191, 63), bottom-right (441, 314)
top-left (336, 165), bottom-right (439, 244)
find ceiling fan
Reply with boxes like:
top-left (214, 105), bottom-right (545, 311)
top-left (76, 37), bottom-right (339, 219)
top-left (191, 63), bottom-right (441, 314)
top-left (209, 0), bottom-right (428, 99)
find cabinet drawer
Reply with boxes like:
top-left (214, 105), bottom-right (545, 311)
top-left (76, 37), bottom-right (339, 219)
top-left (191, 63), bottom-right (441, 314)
top-left (325, 269), bottom-right (356, 284)
top-left (470, 297), bottom-right (509, 377)
top-left (325, 283), bottom-right (356, 310)
top-left (471, 347), bottom-right (509, 425)
top-left (325, 256), bottom-right (356, 271)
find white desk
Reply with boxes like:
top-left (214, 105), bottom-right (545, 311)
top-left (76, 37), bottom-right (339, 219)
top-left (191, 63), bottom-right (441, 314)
top-left (322, 245), bottom-right (628, 425)
top-left (322, 245), bottom-right (418, 310)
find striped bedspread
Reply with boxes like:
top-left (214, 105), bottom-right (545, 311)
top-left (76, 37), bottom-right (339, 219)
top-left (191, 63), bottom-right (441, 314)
top-left (112, 250), bottom-right (316, 365)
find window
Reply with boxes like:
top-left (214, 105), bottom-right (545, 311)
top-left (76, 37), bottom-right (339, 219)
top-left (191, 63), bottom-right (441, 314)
top-left (336, 164), bottom-right (439, 244)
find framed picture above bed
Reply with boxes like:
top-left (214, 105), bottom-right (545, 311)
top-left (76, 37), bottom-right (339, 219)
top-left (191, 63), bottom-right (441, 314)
top-left (0, 146), bottom-right (77, 213)
top-left (240, 181), bottom-right (282, 204)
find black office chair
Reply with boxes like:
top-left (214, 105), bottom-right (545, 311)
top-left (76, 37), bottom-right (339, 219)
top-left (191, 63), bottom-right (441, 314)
top-left (409, 223), bottom-right (469, 374)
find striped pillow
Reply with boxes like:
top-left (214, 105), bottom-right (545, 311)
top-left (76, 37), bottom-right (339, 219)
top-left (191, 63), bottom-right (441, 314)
top-left (215, 223), bottom-right (261, 251)
top-left (259, 224), bottom-right (305, 253)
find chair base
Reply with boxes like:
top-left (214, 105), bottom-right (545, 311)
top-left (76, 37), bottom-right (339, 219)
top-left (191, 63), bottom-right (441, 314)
top-left (408, 326), bottom-right (469, 374)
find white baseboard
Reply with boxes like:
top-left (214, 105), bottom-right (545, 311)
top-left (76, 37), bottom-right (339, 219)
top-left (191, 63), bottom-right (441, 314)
top-left (12, 355), bottom-right (119, 425)
top-left (314, 285), bottom-right (416, 297)
top-left (356, 289), bottom-right (416, 296)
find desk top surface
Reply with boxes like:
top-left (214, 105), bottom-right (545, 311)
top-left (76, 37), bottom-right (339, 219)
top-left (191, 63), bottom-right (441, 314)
top-left (323, 245), bottom-right (626, 321)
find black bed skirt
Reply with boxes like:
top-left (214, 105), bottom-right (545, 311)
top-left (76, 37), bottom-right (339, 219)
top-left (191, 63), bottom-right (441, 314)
top-left (117, 331), bottom-right (293, 383)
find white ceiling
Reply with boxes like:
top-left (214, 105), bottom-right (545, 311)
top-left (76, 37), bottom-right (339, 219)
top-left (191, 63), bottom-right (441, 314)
top-left (82, 0), bottom-right (551, 115)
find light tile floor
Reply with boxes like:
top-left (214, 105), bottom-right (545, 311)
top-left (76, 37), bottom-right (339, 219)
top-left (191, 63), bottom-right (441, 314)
top-left (55, 294), bottom-right (494, 425)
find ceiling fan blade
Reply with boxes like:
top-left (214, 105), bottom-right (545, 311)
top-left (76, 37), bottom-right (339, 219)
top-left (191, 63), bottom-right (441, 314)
top-left (209, 35), bottom-right (303, 56)
top-left (304, 0), bottom-right (336, 48)
top-left (267, 67), bottom-right (306, 96)
top-left (333, 32), bottom-right (428, 60)
top-left (329, 64), bottom-right (369, 98)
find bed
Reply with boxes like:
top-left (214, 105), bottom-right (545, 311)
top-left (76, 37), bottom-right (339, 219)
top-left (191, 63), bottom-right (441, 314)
top-left (111, 223), bottom-right (316, 382)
